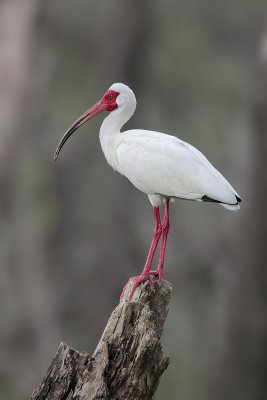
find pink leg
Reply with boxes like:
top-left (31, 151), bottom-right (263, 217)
top-left (150, 200), bottom-right (170, 284)
top-left (120, 207), bottom-right (162, 300)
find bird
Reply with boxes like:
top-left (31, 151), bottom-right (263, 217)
top-left (54, 83), bottom-right (241, 300)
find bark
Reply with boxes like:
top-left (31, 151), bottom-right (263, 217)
top-left (31, 279), bottom-right (172, 400)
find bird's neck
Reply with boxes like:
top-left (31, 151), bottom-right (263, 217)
top-left (99, 106), bottom-right (133, 167)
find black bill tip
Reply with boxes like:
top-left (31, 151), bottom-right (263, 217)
top-left (53, 113), bottom-right (87, 161)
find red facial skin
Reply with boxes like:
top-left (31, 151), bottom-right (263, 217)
top-left (54, 90), bottom-right (120, 160)
top-left (101, 90), bottom-right (119, 112)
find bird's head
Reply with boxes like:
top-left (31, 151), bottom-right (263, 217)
top-left (54, 83), bottom-right (136, 160)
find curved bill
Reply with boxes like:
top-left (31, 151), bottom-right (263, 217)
top-left (54, 100), bottom-right (106, 160)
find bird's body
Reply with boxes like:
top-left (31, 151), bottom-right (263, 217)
top-left (55, 83), bottom-right (241, 300)
top-left (102, 128), bottom-right (240, 209)
top-left (99, 83), bottom-right (240, 210)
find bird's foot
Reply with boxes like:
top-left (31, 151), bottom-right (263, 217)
top-left (120, 273), bottom-right (155, 301)
top-left (149, 269), bottom-right (163, 285)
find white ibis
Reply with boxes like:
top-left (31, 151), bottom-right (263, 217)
top-left (54, 83), bottom-right (241, 300)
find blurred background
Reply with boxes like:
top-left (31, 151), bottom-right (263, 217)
top-left (0, 0), bottom-right (267, 399)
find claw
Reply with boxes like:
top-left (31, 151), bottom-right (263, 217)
top-left (149, 269), bottom-right (162, 285)
top-left (120, 273), bottom-right (155, 301)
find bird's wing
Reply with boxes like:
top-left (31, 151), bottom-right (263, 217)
top-left (115, 129), bottom-right (239, 205)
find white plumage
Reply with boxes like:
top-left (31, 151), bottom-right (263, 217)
top-left (99, 83), bottom-right (241, 210)
top-left (55, 82), bottom-right (241, 300)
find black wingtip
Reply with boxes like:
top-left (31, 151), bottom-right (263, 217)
top-left (236, 195), bottom-right (241, 203)
top-left (201, 195), bottom-right (221, 203)
top-left (202, 194), bottom-right (242, 206)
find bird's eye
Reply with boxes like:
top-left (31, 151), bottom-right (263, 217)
top-left (108, 93), bottom-right (113, 99)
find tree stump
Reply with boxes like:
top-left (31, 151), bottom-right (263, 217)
top-left (31, 278), bottom-right (172, 400)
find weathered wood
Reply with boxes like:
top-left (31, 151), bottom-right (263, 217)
top-left (31, 278), bottom-right (172, 400)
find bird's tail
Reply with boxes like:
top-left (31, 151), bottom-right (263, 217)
top-left (221, 202), bottom-right (240, 211)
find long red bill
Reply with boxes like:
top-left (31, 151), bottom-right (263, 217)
top-left (54, 100), bottom-right (106, 161)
